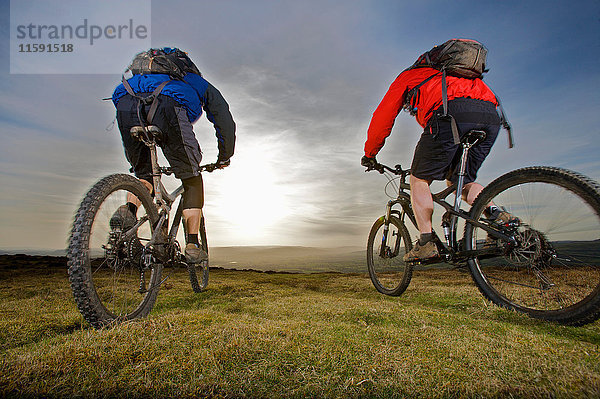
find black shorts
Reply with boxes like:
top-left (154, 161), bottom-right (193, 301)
top-left (410, 98), bottom-right (501, 184)
top-left (116, 94), bottom-right (203, 181)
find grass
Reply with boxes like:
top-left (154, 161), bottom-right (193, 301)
top-left (0, 257), bottom-right (599, 398)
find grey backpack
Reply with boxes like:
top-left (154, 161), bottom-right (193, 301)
top-left (405, 39), bottom-right (513, 147)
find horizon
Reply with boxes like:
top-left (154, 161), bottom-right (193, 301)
top-left (0, 243), bottom-right (367, 255)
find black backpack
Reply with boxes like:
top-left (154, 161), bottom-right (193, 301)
top-left (120, 48), bottom-right (201, 127)
top-left (127, 48), bottom-right (201, 80)
top-left (404, 39), bottom-right (513, 147)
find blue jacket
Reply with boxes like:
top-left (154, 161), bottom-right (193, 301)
top-left (112, 72), bottom-right (236, 161)
top-left (112, 73), bottom-right (208, 122)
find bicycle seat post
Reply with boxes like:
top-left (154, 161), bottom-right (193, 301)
top-left (130, 125), bottom-right (164, 205)
top-left (453, 145), bottom-right (470, 213)
top-left (453, 130), bottom-right (486, 212)
top-left (450, 130), bottom-right (486, 237)
top-left (148, 138), bottom-right (163, 205)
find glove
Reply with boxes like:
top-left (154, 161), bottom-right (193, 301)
top-left (215, 158), bottom-right (230, 169)
top-left (361, 155), bottom-right (378, 169)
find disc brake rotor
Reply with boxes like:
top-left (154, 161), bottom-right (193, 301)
top-left (506, 227), bottom-right (554, 267)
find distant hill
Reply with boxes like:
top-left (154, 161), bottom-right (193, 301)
top-left (0, 246), bottom-right (367, 274)
top-left (0, 249), bottom-right (67, 256)
top-left (209, 246), bottom-right (365, 273)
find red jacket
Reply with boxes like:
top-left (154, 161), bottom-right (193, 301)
top-left (364, 67), bottom-right (498, 157)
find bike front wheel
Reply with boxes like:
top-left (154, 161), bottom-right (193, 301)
top-left (465, 167), bottom-right (600, 326)
top-left (68, 174), bottom-right (162, 328)
top-left (367, 216), bottom-right (413, 296)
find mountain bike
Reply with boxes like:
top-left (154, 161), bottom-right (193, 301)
top-left (68, 125), bottom-right (219, 329)
top-left (365, 129), bottom-right (600, 326)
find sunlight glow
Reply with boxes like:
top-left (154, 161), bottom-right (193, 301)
top-left (204, 137), bottom-right (297, 245)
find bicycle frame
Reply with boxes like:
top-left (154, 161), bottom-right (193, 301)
top-left (130, 125), bottom-right (209, 263)
top-left (378, 130), bottom-right (516, 263)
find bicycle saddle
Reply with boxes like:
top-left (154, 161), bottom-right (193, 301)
top-left (462, 129), bottom-right (487, 145)
top-left (130, 125), bottom-right (163, 142)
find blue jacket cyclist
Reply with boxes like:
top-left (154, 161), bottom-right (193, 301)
top-left (111, 47), bottom-right (236, 263)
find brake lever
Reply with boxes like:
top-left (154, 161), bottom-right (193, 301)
top-left (364, 164), bottom-right (385, 174)
top-left (200, 163), bottom-right (217, 173)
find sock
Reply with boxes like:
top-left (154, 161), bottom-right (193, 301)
top-left (419, 233), bottom-right (433, 246)
top-left (187, 234), bottom-right (199, 246)
top-left (127, 202), bottom-right (138, 216)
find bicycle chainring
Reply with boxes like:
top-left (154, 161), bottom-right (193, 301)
top-left (127, 237), bottom-right (145, 269)
top-left (103, 232), bottom-right (127, 270)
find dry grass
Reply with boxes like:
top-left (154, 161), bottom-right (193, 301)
top-left (0, 258), bottom-right (599, 398)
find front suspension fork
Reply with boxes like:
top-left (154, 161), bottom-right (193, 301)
top-left (379, 200), bottom-right (399, 258)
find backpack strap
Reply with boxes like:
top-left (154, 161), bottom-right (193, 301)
top-left (146, 80), bottom-right (171, 124)
top-left (495, 96), bottom-right (514, 148)
top-left (404, 71), bottom-right (440, 114)
top-left (121, 75), bottom-right (142, 100)
top-left (441, 68), bottom-right (461, 145)
top-left (121, 76), bottom-right (171, 125)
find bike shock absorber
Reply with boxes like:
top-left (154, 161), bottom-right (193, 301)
top-left (441, 212), bottom-right (452, 246)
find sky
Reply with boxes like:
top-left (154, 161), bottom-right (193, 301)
top-left (0, 0), bottom-right (599, 251)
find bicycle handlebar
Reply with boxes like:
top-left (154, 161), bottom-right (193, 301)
top-left (159, 162), bottom-right (226, 176)
top-left (365, 163), bottom-right (410, 176)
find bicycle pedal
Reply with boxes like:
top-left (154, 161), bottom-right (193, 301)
top-left (407, 256), bottom-right (442, 266)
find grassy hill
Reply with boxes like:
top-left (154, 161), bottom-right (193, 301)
top-left (0, 255), bottom-right (599, 398)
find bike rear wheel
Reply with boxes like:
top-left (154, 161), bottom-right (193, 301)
top-left (367, 216), bottom-right (413, 296)
top-left (183, 215), bottom-right (209, 293)
top-left (188, 260), bottom-right (209, 293)
top-left (68, 174), bottom-right (162, 328)
top-left (465, 167), bottom-right (600, 326)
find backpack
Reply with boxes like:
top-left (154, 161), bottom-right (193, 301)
top-left (404, 39), bottom-right (513, 147)
top-left (411, 39), bottom-right (488, 79)
top-left (120, 48), bottom-right (201, 127)
top-left (127, 47), bottom-right (201, 80)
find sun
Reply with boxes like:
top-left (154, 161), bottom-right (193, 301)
top-left (203, 138), bottom-right (296, 246)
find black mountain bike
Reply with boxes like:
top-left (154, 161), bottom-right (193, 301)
top-left (68, 125), bottom-right (218, 328)
top-left (366, 130), bottom-right (600, 326)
